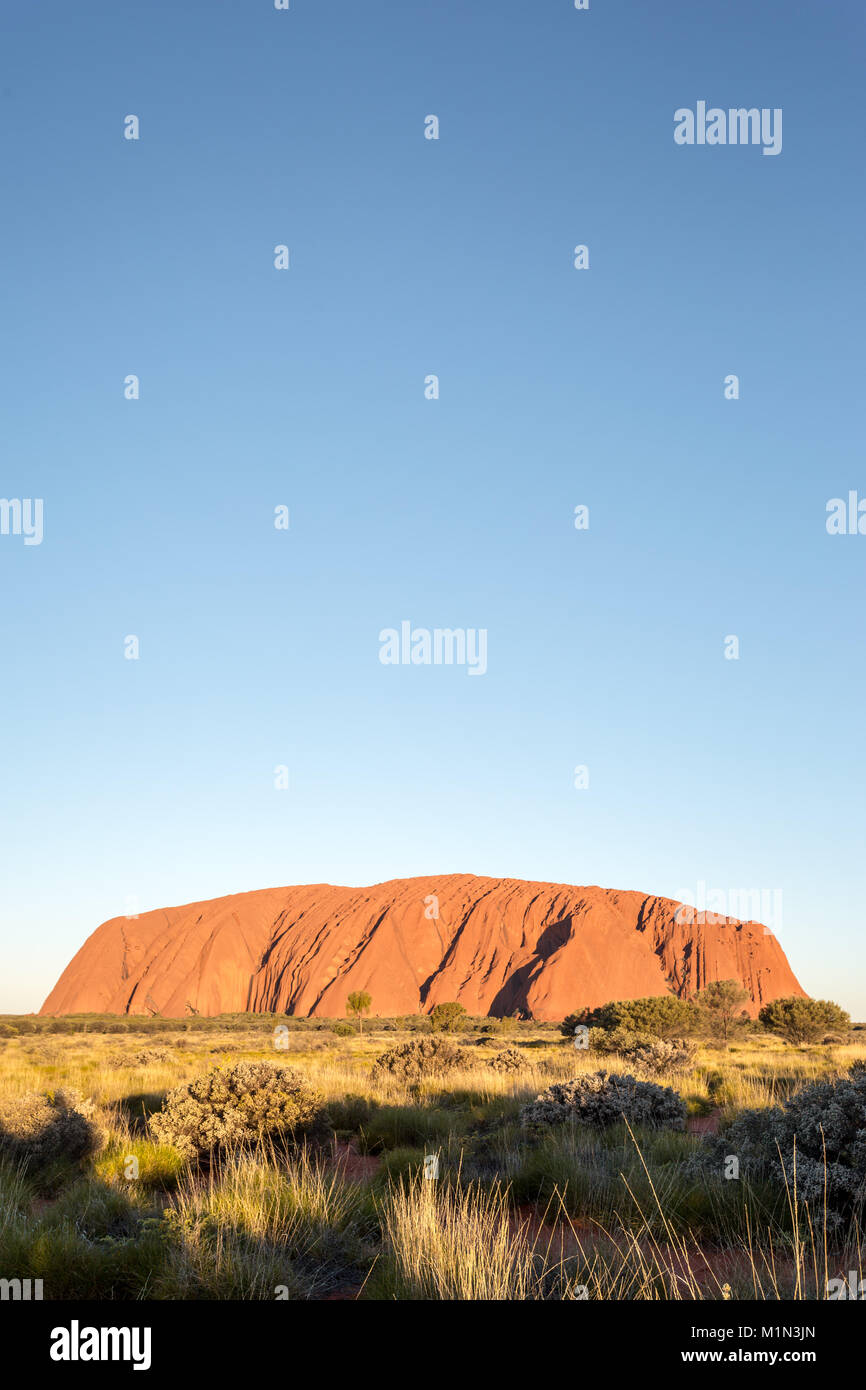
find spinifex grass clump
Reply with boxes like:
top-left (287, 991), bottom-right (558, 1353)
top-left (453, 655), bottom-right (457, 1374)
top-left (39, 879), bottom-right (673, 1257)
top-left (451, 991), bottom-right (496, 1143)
top-left (0, 1170), bottom-right (170, 1301)
top-left (0, 1088), bottom-right (103, 1169)
top-left (372, 1174), bottom-right (578, 1300)
top-left (159, 1145), bottom-right (376, 1299)
top-left (520, 1070), bottom-right (686, 1131)
top-left (150, 1062), bottom-right (325, 1160)
top-left (371, 1037), bottom-right (472, 1084)
top-left (690, 1063), bottom-right (866, 1230)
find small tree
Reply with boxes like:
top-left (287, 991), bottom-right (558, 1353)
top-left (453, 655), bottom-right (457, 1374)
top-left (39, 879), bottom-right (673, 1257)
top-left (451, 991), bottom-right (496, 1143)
top-left (429, 1002), bottom-right (467, 1033)
top-left (694, 979), bottom-right (751, 1045)
top-left (346, 991), bottom-right (372, 1034)
top-left (759, 996), bottom-right (850, 1044)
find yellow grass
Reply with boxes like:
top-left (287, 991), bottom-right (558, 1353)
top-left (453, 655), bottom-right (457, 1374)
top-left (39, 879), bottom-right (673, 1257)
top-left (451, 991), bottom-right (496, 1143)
top-left (1, 1021), bottom-right (864, 1301)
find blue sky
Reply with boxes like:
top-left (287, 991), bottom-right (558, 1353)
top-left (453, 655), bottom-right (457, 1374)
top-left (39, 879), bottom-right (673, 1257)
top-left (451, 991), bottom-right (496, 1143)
top-left (2, 0), bottom-right (864, 1015)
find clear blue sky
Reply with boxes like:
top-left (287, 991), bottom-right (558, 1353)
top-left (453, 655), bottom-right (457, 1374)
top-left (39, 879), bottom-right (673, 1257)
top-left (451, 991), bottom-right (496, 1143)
top-left (2, 0), bottom-right (864, 1016)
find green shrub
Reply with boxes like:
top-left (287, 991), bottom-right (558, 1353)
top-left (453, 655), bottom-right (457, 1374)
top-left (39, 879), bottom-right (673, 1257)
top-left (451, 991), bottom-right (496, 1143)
top-left (331, 1022), bottom-right (355, 1038)
top-left (429, 1002), bottom-right (468, 1033)
top-left (149, 1062), bottom-right (325, 1160)
top-left (561, 995), bottom-right (697, 1040)
top-left (520, 1071), bottom-right (686, 1131)
top-left (758, 996), bottom-right (850, 1044)
top-left (371, 1037), bottom-right (471, 1084)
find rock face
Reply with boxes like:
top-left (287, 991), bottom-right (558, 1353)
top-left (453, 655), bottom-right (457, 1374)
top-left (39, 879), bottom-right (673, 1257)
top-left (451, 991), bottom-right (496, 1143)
top-left (40, 874), bottom-right (807, 1020)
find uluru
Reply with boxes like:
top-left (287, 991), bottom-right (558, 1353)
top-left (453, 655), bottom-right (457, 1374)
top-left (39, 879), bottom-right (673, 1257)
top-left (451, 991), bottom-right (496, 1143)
top-left (40, 874), bottom-right (806, 1020)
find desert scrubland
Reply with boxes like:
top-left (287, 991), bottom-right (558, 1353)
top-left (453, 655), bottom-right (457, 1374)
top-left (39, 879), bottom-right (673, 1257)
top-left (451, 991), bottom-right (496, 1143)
top-left (1, 1005), bottom-right (863, 1302)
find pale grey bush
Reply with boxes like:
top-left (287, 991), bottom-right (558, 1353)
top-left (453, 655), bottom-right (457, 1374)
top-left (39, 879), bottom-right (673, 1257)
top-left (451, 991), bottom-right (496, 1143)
top-left (371, 1037), bottom-right (471, 1083)
top-left (689, 1065), bottom-right (866, 1228)
top-left (621, 1037), bottom-right (699, 1076)
top-left (0, 1088), bottom-right (103, 1167)
top-left (107, 1047), bottom-right (171, 1068)
top-left (150, 1062), bottom-right (324, 1160)
top-left (486, 1047), bottom-right (528, 1074)
top-left (520, 1070), bottom-right (686, 1131)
